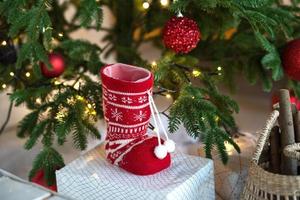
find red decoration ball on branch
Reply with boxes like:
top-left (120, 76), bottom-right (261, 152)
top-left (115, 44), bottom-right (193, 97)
top-left (40, 53), bottom-right (65, 78)
top-left (282, 39), bottom-right (300, 81)
top-left (162, 16), bottom-right (201, 54)
top-left (30, 169), bottom-right (57, 191)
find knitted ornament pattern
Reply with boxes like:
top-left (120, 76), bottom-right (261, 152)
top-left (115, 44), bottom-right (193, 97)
top-left (101, 63), bottom-right (171, 175)
top-left (162, 16), bottom-right (201, 54)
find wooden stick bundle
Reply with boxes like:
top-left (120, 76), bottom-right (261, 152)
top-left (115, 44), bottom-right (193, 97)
top-left (293, 111), bottom-right (300, 143)
top-left (269, 126), bottom-right (280, 173)
top-left (278, 89), bottom-right (298, 175)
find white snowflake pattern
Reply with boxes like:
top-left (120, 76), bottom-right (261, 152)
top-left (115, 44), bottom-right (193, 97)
top-left (138, 96), bottom-right (147, 103)
top-left (111, 108), bottom-right (123, 122)
top-left (134, 110), bottom-right (147, 122)
top-left (121, 97), bottom-right (133, 104)
top-left (103, 89), bottom-right (108, 96)
top-left (108, 94), bottom-right (117, 101)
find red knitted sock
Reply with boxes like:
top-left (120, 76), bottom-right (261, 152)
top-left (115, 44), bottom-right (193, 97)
top-left (100, 63), bottom-right (171, 175)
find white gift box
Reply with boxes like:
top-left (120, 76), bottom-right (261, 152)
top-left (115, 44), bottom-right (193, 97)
top-left (0, 169), bottom-right (69, 200)
top-left (56, 145), bottom-right (215, 200)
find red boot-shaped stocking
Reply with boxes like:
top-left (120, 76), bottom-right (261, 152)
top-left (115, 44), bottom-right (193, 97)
top-left (101, 63), bottom-right (171, 175)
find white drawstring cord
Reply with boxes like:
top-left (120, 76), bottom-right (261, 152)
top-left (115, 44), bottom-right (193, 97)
top-left (148, 94), bottom-right (176, 153)
top-left (148, 93), bottom-right (162, 146)
top-left (148, 91), bottom-right (167, 159)
top-left (147, 91), bottom-right (175, 159)
top-left (148, 95), bottom-right (169, 140)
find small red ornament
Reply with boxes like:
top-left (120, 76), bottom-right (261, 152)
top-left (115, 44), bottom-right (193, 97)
top-left (40, 53), bottom-right (65, 78)
top-left (282, 39), bottom-right (300, 81)
top-left (30, 169), bottom-right (57, 191)
top-left (162, 16), bottom-right (201, 53)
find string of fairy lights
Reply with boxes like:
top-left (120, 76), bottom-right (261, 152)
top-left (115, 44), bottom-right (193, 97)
top-left (0, 29), bottom-right (99, 122)
top-left (0, 0), bottom-right (171, 91)
top-left (0, 0), bottom-right (237, 154)
top-left (0, 31), bottom-right (65, 90)
top-left (142, 0), bottom-right (170, 10)
top-left (0, 0), bottom-right (225, 127)
top-left (150, 60), bottom-right (223, 99)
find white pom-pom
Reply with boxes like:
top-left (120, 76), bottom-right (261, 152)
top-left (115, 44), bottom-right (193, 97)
top-left (154, 145), bottom-right (168, 159)
top-left (164, 139), bottom-right (176, 153)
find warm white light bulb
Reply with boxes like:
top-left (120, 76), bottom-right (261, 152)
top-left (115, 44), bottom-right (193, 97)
top-left (1, 41), bottom-right (7, 46)
top-left (2, 84), bottom-right (7, 89)
top-left (192, 70), bottom-right (201, 77)
top-left (25, 72), bottom-right (31, 77)
top-left (142, 2), bottom-right (150, 9)
top-left (151, 61), bottom-right (157, 67)
top-left (58, 33), bottom-right (63, 37)
top-left (215, 116), bottom-right (220, 122)
top-left (224, 141), bottom-right (234, 156)
top-left (217, 66), bottom-right (222, 71)
top-left (9, 72), bottom-right (14, 77)
top-left (166, 94), bottom-right (172, 99)
top-left (160, 0), bottom-right (169, 7)
top-left (35, 98), bottom-right (42, 104)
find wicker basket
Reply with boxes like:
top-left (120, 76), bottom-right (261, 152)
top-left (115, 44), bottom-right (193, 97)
top-left (284, 143), bottom-right (300, 161)
top-left (241, 110), bottom-right (300, 200)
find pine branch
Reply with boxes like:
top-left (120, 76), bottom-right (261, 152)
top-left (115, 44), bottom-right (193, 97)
top-left (29, 147), bottom-right (64, 186)
top-left (78, 0), bottom-right (103, 30)
top-left (10, 87), bottom-right (52, 106)
top-left (55, 115), bottom-right (75, 145)
top-left (24, 120), bottom-right (49, 150)
top-left (168, 84), bottom-right (240, 163)
top-left (82, 120), bottom-right (101, 139)
top-left (72, 120), bottom-right (88, 151)
top-left (17, 111), bottom-right (40, 138)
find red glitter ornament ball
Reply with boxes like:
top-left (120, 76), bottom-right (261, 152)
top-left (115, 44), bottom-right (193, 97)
top-left (40, 53), bottom-right (65, 78)
top-left (162, 16), bottom-right (201, 54)
top-left (30, 169), bottom-right (57, 191)
top-left (282, 39), bottom-right (300, 81)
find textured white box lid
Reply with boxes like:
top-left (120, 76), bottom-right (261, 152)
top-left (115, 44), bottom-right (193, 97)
top-left (56, 145), bottom-right (215, 200)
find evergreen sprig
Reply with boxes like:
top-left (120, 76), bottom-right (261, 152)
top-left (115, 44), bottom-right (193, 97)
top-left (11, 80), bottom-right (102, 181)
top-left (168, 83), bottom-right (240, 163)
top-left (78, 0), bottom-right (103, 30)
top-left (17, 111), bottom-right (40, 138)
top-left (29, 147), bottom-right (64, 185)
top-left (60, 40), bottom-right (103, 74)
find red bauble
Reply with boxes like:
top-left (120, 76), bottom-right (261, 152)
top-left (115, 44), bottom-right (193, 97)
top-left (282, 39), bottom-right (300, 81)
top-left (162, 16), bottom-right (201, 54)
top-left (40, 53), bottom-right (65, 78)
top-left (30, 169), bottom-right (57, 191)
